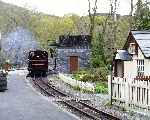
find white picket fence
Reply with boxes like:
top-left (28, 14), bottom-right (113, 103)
top-left (108, 76), bottom-right (150, 110)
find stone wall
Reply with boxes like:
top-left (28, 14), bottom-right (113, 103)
top-left (56, 48), bottom-right (90, 73)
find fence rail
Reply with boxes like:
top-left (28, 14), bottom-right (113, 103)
top-left (108, 76), bottom-right (150, 110)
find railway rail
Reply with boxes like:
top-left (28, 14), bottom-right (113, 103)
top-left (59, 100), bottom-right (120, 120)
top-left (31, 76), bottom-right (120, 120)
top-left (32, 77), bottom-right (68, 98)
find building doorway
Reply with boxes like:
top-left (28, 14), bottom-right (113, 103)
top-left (69, 56), bottom-right (79, 73)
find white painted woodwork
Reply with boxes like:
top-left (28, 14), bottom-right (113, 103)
top-left (108, 76), bottom-right (150, 110)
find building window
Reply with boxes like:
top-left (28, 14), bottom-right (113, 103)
top-left (137, 59), bottom-right (144, 76)
top-left (128, 43), bottom-right (136, 54)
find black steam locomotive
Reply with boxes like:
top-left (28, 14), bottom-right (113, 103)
top-left (28, 50), bottom-right (48, 77)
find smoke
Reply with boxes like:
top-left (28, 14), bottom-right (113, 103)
top-left (1, 26), bottom-right (40, 67)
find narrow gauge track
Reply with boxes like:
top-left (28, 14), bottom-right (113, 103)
top-left (32, 77), bottom-right (120, 120)
top-left (32, 77), bottom-right (68, 98)
top-left (59, 100), bottom-right (120, 120)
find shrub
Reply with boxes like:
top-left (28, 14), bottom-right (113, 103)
top-left (73, 67), bottom-right (108, 82)
top-left (80, 73), bottom-right (95, 82)
top-left (94, 82), bottom-right (108, 94)
top-left (73, 69), bottom-right (89, 82)
top-left (89, 68), bottom-right (108, 82)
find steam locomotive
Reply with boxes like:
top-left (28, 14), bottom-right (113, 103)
top-left (27, 50), bottom-right (48, 77)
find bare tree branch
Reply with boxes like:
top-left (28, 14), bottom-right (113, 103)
top-left (130, 0), bottom-right (134, 29)
top-left (88, 0), bottom-right (98, 37)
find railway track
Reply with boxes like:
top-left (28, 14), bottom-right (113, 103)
top-left (31, 77), bottom-right (120, 120)
top-left (59, 100), bottom-right (120, 120)
top-left (32, 77), bottom-right (68, 98)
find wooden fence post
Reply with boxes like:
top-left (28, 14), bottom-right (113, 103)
top-left (108, 75), bottom-right (112, 102)
top-left (125, 78), bottom-right (129, 107)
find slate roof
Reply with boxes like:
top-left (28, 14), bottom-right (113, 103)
top-left (131, 31), bottom-right (150, 58)
top-left (115, 50), bottom-right (132, 61)
top-left (58, 35), bottom-right (91, 47)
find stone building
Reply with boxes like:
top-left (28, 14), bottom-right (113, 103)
top-left (50, 35), bottom-right (91, 73)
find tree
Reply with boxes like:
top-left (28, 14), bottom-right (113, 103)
top-left (88, 0), bottom-right (98, 37)
top-left (134, 0), bottom-right (150, 30)
top-left (91, 33), bottom-right (106, 68)
top-left (129, 0), bottom-right (134, 29)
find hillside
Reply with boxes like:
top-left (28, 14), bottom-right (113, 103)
top-left (0, 1), bottom-right (60, 47)
top-left (0, 1), bottom-right (30, 32)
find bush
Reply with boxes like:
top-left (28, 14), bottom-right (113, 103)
top-left (73, 68), bottom-right (108, 82)
top-left (89, 68), bottom-right (108, 82)
top-left (73, 72), bottom-right (108, 94)
top-left (94, 82), bottom-right (108, 94)
top-left (73, 70), bottom-right (88, 81)
top-left (80, 74), bottom-right (95, 82)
